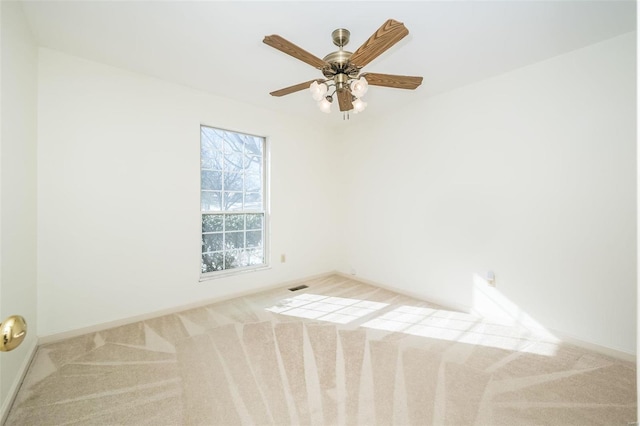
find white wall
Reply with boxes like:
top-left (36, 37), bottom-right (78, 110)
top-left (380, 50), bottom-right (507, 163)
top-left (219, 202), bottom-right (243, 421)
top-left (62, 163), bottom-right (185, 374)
top-left (37, 48), bottom-right (339, 336)
top-left (0, 0), bottom-right (38, 416)
top-left (36, 32), bottom-right (636, 355)
top-left (338, 33), bottom-right (637, 354)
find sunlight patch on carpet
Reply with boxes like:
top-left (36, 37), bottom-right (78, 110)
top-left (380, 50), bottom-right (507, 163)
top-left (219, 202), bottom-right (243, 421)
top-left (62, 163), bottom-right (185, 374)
top-left (266, 293), bottom-right (388, 324)
top-left (361, 304), bottom-right (559, 356)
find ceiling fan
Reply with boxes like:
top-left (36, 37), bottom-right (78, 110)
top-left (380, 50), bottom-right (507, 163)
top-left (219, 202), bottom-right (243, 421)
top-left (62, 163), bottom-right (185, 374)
top-left (263, 19), bottom-right (423, 115)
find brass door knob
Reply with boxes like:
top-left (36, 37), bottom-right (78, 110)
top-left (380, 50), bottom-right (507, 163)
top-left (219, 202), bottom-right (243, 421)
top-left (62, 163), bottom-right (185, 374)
top-left (0, 315), bottom-right (27, 352)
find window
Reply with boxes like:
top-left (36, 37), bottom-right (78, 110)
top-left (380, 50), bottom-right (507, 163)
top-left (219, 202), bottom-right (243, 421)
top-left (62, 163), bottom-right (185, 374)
top-left (200, 126), bottom-right (268, 277)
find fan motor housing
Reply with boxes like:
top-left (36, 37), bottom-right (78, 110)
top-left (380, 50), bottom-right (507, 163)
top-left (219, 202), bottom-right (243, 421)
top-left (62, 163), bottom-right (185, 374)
top-left (322, 51), bottom-right (360, 79)
top-left (323, 50), bottom-right (352, 66)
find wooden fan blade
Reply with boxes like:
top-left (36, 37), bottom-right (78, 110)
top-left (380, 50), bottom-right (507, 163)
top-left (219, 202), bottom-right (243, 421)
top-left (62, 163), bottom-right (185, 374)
top-left (336, 89), bottom-right (353, 112)
top-left (270, 79), bottom-right (324, 97)
top-left (362, 73), bottom-right (423, 90)
top-left (263, 35), bottom-right (328, 69)
top-left (349, 19), bottom-right (409, 68)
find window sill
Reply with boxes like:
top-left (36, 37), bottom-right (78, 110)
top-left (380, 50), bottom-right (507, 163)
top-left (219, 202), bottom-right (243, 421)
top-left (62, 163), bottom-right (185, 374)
top-left (199, 265), bottom-right (271, 282)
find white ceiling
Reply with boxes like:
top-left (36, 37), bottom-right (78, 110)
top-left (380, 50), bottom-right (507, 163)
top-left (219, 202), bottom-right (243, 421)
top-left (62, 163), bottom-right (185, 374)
top-left (21, 1), bottom-right (636, 125)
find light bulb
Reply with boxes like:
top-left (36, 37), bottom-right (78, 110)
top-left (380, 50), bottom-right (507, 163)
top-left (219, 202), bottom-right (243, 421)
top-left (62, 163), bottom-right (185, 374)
top-left (309, 81), bottom-right (328, 101)
top-left (318, 97), bottom-right (332, 113)
top-left (352, 98), bottom-right (367, 113)
top-left (349, 77), bottom-right (368, 98)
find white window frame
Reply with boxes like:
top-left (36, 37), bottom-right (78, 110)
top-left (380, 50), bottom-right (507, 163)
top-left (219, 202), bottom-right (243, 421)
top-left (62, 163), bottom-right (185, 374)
top-left (199, 125), bottom-right (270, 281)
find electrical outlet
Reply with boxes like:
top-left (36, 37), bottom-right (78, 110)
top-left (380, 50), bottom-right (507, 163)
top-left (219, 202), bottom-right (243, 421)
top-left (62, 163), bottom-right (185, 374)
top-left (487, 270), bottom-right (496, 286)
top-left (350, 268), bottom-right (356, 275)
top-left (280, 254), bottom-right (286, 263)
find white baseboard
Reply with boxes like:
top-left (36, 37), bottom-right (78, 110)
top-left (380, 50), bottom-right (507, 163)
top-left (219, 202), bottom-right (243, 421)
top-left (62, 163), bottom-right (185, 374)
top-left (548, 328), bottom-right (636, 363)
top-left (0, 337), bottom-right (38, 425)
top-left (38, 271), bottom-right (335, 345)
top-left (336, 271), bottom-right (636, 363)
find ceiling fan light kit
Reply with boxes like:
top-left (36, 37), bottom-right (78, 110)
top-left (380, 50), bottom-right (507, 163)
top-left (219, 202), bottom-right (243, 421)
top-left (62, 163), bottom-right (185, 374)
top-left (263, 19), bottom-right (423, 119)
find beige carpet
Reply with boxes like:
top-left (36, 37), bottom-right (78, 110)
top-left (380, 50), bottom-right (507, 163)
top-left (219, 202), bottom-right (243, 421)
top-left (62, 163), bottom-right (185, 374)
top-left (5, 275), bottom-right (637, 425)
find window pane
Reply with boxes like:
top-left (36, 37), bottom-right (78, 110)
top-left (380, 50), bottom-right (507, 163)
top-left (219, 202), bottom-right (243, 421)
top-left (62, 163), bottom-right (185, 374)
top-left (225, 214), bottom-right (244, 231)
top-left (245, 173), bottom-right (261, 192)
top-left (201, 171), bottom-right (222, 191)
top-left (247, 248), bottom-right (264, 266)
top-left (201, 130), bottom-right (223, 171)
top-left (237, 250), bottom-right (251, 268)
top-left (201, 128), bottom-right (222, 152)
top-left (223, 172), bottom-right (243, 191)
top-left (202, 253), bottom-right (224, 273)
top-left (246, 230), bottom-right (262, 248)
top-left (244, 193), bottom-right (262, 210)
top-left (223, 192), bottom-right (243, 211)
top-left (202, 233), bottom-right (223, 252)
top-left (202, 214), bottom-right (223, 232)
top-left (201, 191), bottom-right (221, 211)
top-left (246, 214), bottom-right (262, 230)
top-left (225, 231), bottom-right (244, 250)
top-left (244, 155), bottom-right (262, 174)
top-left (224, 250), bottom-right (241, 269)
top-left (244, 136), bottom-right (263, 156)
top-left (224, 136), bottom-right (243, 154)
top-left (224, 151), bottom-right (244, 172)
top-left (211, 128), bottom-right (227, 141)
top-left (201, 150), bottom-right (222, 171)
top-left (201, 157), bottom-right (213, 170)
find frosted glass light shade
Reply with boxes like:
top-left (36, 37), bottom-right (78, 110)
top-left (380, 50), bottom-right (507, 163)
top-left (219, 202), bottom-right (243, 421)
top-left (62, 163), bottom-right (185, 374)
top-left (352, 98), bottom-right (367, 113)
top-left (318, 98), bottom-right (332, 113)
top-left (350, 77), bottom-right (368, 98)
top-left (310, 81), bottom-right (328, 101)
